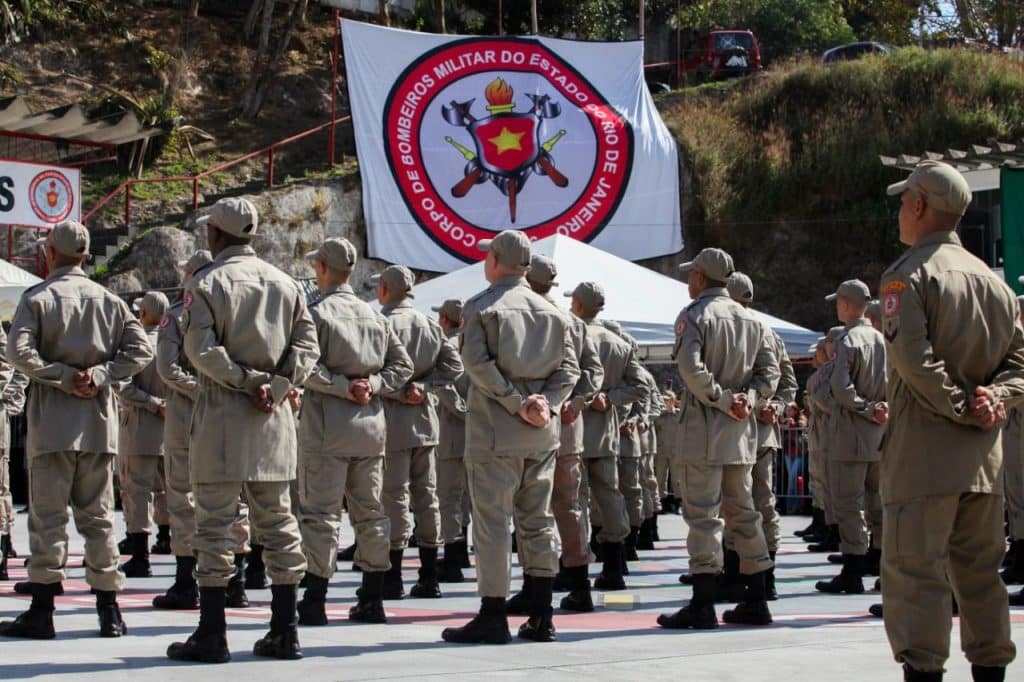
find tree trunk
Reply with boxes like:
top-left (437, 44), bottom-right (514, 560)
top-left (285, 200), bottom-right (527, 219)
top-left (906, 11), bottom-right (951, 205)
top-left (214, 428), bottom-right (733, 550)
top-left (241, 0), bottom-right (309, 120)
top-left (259, 0), bottom-right (275, 53)
top-left (438, 0), bottom-right (446, 33)
top-left (188, 0), bottom-right (200, 17)
top-left (378, 0), bottom-right (390, 27)
top-left (244, 0), bottom-right (262, 39)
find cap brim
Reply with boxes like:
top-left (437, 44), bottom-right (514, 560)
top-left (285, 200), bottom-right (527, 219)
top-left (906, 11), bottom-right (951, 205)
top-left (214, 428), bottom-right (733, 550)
top-left (177, 259), bottom-right (190, 268)
top-left (825, 293), bottom-right (838, 302)
top-left (303, 250), bottom-right (321, 262)
top-left (369, 274), bottom-right (381, 284)
top-left (562, 290), bottom-right (574, 298)
top-left (678, 261), bottom-right (695, 275)
top-left (477, 239), bottom-right (493, 252)
top-left (195, 214), bottom-right (211, 226)
top-left (886, 179), bottom-right (909, 196)
top-left (431, 305), bottom-right (442, 312)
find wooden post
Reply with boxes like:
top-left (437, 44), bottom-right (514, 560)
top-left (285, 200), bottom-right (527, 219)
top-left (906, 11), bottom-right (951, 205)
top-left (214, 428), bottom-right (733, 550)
top-left (639, 0), bottom-right (645, 39)
top-left (329, 8), bottom-right (339, 167)
top-left (498, 0), bottom-right (503, 36)
top-left (530, 0), bottom-right (538, 34)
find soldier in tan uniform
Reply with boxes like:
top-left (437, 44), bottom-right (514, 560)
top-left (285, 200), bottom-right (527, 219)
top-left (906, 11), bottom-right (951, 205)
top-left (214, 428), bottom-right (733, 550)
top-left (441, 231), bottom-right (579, 645)
top-left (0, 329), bottom-right (27, 581)
top-left (816, 279), bottom-right (887, 595)
top-left (115, 290), bottom-right (169, 579)
top-left (0, 221), bottom-right (152, 639)
top-left (797, 337), bottom-right (829, 541)
top-left (167, 197), bottom-right (319, 663)
top-left (658, 248), bottom-right (779, 630)
top-left (375, 265), bottom-right (463, 599)
top-left (567, 283), bottom-right (647, 590)
top-left (614, 333), bottom-right (646, 570)
top-left (726, 272), bottom-right (798, 600)
top-left (637, 369), bottom-right (665, 550)
top-left (654, 389), bottom-right (680, 518)
top-left (432, 299), bottom-right (473, 583)
top-left (515, 255), bottom-right (603, 613)
top-left (880, 161), bottom-right (1021, 681)
top-left (296, 238), bottom-right (414, 626)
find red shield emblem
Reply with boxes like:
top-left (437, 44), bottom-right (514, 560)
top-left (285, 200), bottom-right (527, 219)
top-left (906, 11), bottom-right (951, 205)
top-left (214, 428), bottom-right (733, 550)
top-left (470, 113), bottom-right (540, 176)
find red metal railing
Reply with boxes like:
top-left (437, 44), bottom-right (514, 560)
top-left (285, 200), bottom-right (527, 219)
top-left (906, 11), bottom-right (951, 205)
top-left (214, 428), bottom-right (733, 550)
top-left (82, 114), bottom-right (352, 229)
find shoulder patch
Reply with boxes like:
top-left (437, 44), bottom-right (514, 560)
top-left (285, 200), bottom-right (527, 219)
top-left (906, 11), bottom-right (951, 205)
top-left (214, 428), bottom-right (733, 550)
top-left (675, 319), bottom-right (687, 336)
top-left (883, 292), bottom-right (901, 318)
top-left (882, 280), bottom-right (908, 295)
top-left (183, 289), bottom-right (194, 310)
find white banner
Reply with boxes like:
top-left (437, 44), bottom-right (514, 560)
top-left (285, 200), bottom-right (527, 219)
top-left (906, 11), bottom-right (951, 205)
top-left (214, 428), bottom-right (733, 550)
top-left (342, 20), bottom-right (682, 272)
top-left (0, 159), bottom-right (81, 229)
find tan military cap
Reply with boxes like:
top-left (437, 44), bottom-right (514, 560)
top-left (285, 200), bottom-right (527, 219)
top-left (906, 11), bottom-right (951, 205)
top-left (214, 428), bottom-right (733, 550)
top-left (431, 298), bottom-right (464, 321)
top-left (370, 264), bottom-right (415, 298)
top-left (196, 197), bottom-right (259, 239)
top-left (887, 160), bottom-right (972, 217)
top-left (825, 279), bottom-right (871, 304)
top-left (678, 248), bottom-right (734, 282)
top-left (305, 237), bottom-right (357, 273)
top-left (527, 254), bottom-right (558, 286)
top-left (38, 221), bottom-right (90, 260)
top-left (132, 291), bottom-right (169, 319)
top-left (478, 230), bottom-right (531, 270)
top-left (727, 271), bottom-right (754, 303)
top-left (178, 250), bottom-right (213, 273)
top-left (564, 281), bottom-right (605, 311)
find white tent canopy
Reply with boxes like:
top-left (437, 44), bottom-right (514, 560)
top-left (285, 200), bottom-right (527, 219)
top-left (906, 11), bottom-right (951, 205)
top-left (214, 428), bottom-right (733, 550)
top-left (402, 235), bottom-right (820, 362)
top-left (0, 259), bottom-right (41, 322)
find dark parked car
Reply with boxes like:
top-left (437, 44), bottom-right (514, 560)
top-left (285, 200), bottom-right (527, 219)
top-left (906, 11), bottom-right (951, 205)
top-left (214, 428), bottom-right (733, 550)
top-left (681, 30), bottom-right (763, 84)
top-left (822, 41), bottom-right (890, 64)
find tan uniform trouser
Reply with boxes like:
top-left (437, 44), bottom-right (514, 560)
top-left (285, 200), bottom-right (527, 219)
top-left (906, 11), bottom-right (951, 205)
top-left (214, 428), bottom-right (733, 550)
top-left (466, 450), bottom-right (557, 598)
top-left (808, 447), bottom-right (824, 510)
top-left (654, 451), bottom-right (670, 497)
top-left (0, 450), bottom-right (11, 535)
top-left (817, 447), bottom-right (836, 524)
top-left (1004, 442), bottom-right (1024, 540)
top-left (299, 454), bottom-right (390, 578)
top-left (676, 460), bottom-right (773, 576)
top-left (882, 493), bottom-right (1016, 673)
top-left (121, 453), bottom-right (166, 534)
top-left (27, 451), bottom-right (124, 592)
top-left (551, 452), bottom-right (592, 568)
top-left (618, 456), bottom-right (644, 528)
top-left (830, 459), bottom-right (882, 555)
top-left (437, 456), bottom-right (468, 544)
top-left (753, 447), bottom-right (781, 553)
top-left (641, 452), bottom-right (660, 517)
top-left (165, 448), bottom-right (249, 557)
top-left (583, 456), bottom-right (629, 544)
top-left (193, 481), bottom-right (305, 587)
top-left (383, 446), bottom-right (442, 550)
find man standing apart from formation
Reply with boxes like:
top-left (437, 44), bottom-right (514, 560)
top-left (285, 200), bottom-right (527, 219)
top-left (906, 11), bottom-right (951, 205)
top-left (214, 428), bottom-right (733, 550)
top-left (168, 197), bottom-right (319, 664)
top-left (659, 248), bottom-right (779, 630)
top-left (1, 221), bottom-right (152, 639)
top-left (880, 161), bottom-right (1020, 681)
top-left (442, 231), bottom-right (579, 644)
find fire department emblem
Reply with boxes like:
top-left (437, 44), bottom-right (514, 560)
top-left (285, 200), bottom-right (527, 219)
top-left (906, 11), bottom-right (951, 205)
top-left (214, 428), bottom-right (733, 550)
top-left (383, 38), bottom-right (634, 263)
top-left (29, 170), bottom-right (74, 224)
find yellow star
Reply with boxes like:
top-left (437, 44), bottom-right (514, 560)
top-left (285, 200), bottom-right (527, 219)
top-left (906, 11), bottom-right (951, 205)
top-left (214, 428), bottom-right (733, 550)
top-left (488, 126), bottom-right (525, 154)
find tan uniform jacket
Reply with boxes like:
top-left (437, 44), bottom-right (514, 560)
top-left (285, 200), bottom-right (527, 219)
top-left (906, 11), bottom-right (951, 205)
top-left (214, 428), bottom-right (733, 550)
top-left (804, 367), bottom-right (825, 454)
top-left (559, 309), bottom-right (604, 456)
top-left (0, 328), bottom-right (28, 450)
top-left (618, 402), bottom-right (642, 458)
top-left (460, 275), bottom-right (580, 458)
top-left (7, 266), bottom-right (153, 457)
top-left (655, 408), bottom-right (679, 460)
top-left (581, 320), bottom-right (647, 459)
top-left (881, 231), bottom-right (1024, 503)
top-left (675, 287), bottom-right (780, 465)
top-left (301, 283), bottom-right (414, 458)
top-left (640, 369), bottom-right (664, 454)
top-left (157, 299), bottom-right (199, 452)
top-left (183, 245), bottom-right (319, 483)
top-left (757, 330), bottom-right (797, 450)
top-left (436, 329), bottom-right (470, 460)
top-left (114, 326), bottom-right (166, 456)
top-left (830, 319), bottom-right (887, 462)
top-left (381, 300), bottom-right (463, 452)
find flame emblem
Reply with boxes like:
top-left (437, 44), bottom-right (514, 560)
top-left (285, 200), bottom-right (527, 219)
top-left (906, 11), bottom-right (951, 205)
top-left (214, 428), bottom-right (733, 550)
top-left (485, 78), bottom-right (515, 114)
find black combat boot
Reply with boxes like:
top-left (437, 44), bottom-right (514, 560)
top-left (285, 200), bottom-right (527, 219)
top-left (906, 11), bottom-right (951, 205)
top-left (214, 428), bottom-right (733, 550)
top-left (297, 573), bottom-right (329, 626)
top-left (383, 549), bottom-right (405, 600)
top-left (441, 597), bottom-right (512, 644)
top-left (507, 574), bottom-right (533, 615)
top-left (167, 586), bottom-right (231, 663)
top-left (716, 549), bottom-right (746, 603)
top-left (226, 554), bottom-right (249, 608)
top-left (410, 547), bottom-right (442, 598)
top-left (807, 525), bottom-right (840, 552)
top-left (722, 571), bottom-right (773, 625)
top-left (0, 582), bottom-right (58, 639)
top-left (2, 532), bottom-right (17, 559)
top-left (245, 544), bottom-right (268, 589)
top-left (589, 526), bottom-right (604, 561)
top-left (14, 580), bottom-right (62, 595)
top-left (118, 532), bottom-right (131, 555)
top-left (625, 526), bottom-right (640, 562)
top-left (0, 535), bottom-right (8, 581)
top-left (816, 554), bottom-right (866, 594)
top-left (865, 546), bottom-right (882, 577)
top-left (438, 542), bottom-right (466, 583)
top-left (658, 573), bottom-right (718, 629)
top-left (253, 584), bottom-right (302, 660)
top-left (559, 565), bottom-right (594, 612)
top-left (765, 551), bottom-right (778, 601)
top-left (350, 570), bottom-right (387, 624)
top-left (552, 558), bottom-right (571, 592)
top-left (151, 524), bottom-right (172, 555)
top-left (96, 590), bottom-right (127, 637)
top-left (637, 518), bottom-right (655, 550)
top-left (593, 542), bottom-right (626, 590)
top-left (1010, 586), bottom-right (1024, 607)
top-left (518, 576), bottom-right (556, 642)
top-left (651, 514), bottom-right (661, 542)
top-left (1001, 539), bottom-right (1024, 584)
top-left (119, 532), bottom-right (152, 578)
top-left (337, 542), bottom-right (357, 563)
top-left (903, 664), bottom-right (943, 680)
top-left (971, 665), bottom-right (1005, 681)
top-left (153, 556), bottom-right (200, 610)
